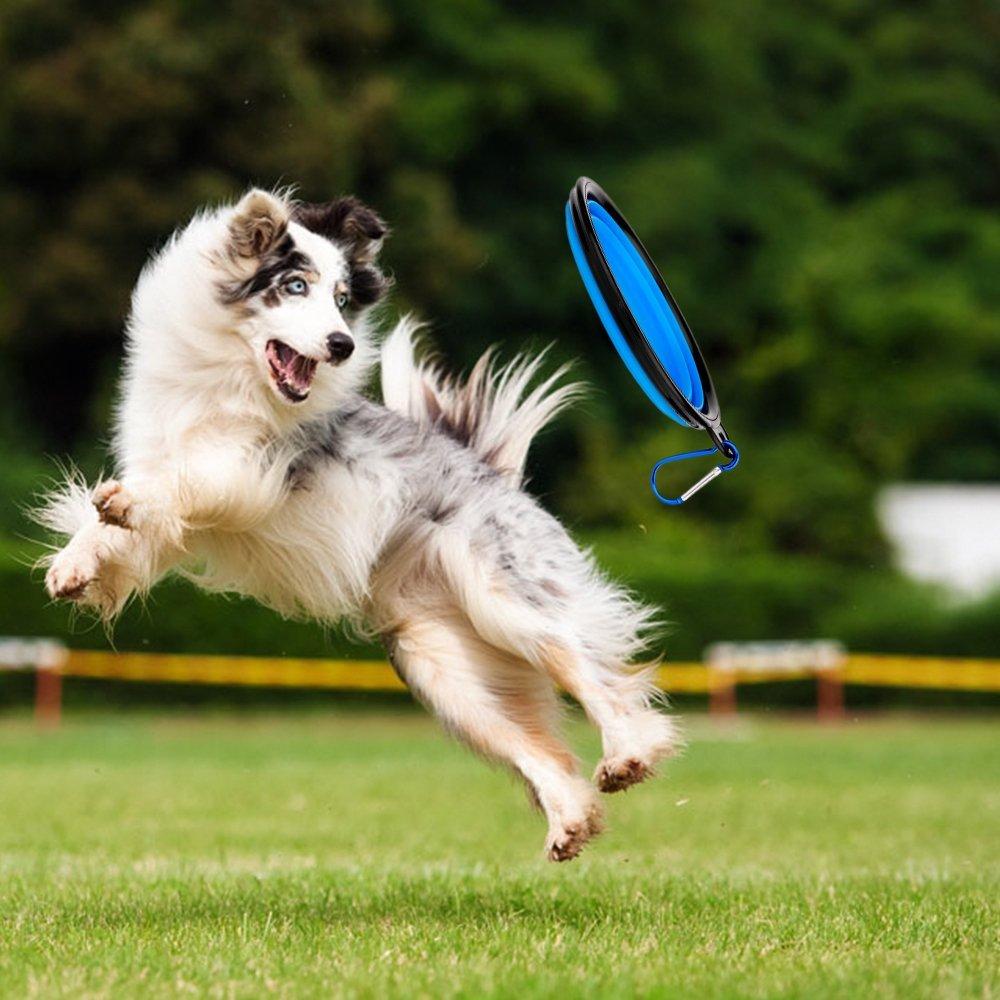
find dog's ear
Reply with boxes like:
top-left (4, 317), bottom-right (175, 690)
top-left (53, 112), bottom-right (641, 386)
top-left (228, 189), bottom-right (290, 258)
top-left (293, 197), bottom-right (390, 305)
top-left (293, 197), bottom-right (388, 265)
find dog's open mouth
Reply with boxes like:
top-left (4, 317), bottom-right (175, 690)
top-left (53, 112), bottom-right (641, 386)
top-left (266, 340), bottom-right (318, 402)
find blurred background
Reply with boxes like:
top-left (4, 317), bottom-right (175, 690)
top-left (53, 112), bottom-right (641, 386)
top-left (2, 10), bottom-right (996, 991)
top-left (0, 0), bottom-right (997, 702)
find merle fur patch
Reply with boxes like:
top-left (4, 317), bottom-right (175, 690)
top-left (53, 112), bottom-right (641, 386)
top-left (293, 197), bottom-right (391, 307)
top-left (219, 233), bottom-right (314, 306)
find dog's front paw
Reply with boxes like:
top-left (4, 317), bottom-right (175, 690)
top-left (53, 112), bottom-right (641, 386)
top-left (45, 548), bottom-right (99, 602)
top-left (93, 480), bottom-right (132, 528)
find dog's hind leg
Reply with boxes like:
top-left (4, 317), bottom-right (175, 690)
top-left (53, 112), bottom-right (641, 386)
top-left (536, 644), bottom-right (679, 794)
top-left (385, 610), bottom-right (603, 861)
top-left (431, 537), bottom-right (678, 794)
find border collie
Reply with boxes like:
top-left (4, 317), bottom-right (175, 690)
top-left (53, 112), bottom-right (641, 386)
top-left (39, 189), bottom-right (677, 861)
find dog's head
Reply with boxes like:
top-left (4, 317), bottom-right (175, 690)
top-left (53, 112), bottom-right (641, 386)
top-left (216, 189), bottom-right (389, 408)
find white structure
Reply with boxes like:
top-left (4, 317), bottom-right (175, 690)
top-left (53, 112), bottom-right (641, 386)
top-left (879, 485), bottom-right (1000, 599)
top-left (0, 638), bottom-right (67, 672)
top-left (705, 640), bottom-right (845, 674)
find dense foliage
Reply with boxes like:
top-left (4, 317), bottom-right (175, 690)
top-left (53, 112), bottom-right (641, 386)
top-left (0, 0), bottom-right (996, 657)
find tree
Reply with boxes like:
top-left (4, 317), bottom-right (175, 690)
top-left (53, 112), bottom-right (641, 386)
top-left (0, 0), bottom-right (996, 565)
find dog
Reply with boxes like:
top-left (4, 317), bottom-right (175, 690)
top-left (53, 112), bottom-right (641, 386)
top-left (38, 188), bottom-right (677, 861)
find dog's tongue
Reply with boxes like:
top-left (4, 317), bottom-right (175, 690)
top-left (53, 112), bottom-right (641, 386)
top-left (269, 341), bottom-right (318, 393)
top-left (286, 352), bottom-right (317, 391)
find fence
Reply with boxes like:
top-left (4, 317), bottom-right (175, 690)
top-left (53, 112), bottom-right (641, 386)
top-left (2, 639), bottom-right (998, 726)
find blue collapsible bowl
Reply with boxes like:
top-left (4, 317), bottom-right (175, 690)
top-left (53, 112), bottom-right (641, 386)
top-left (566, 177), bottom-right (739, 504)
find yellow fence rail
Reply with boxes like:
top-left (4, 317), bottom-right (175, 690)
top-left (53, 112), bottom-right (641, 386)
top-left (841, 655), bottom-right (1000, 692)
top-left (65, 651), bottom-right (407, 691)
top-left (60, 650), bottom-right (1000, 694)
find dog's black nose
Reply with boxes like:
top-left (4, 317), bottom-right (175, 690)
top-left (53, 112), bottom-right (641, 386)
top-left (326, 331), bottom-right (355, 364)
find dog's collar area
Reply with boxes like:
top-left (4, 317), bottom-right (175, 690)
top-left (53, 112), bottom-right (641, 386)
top-left (565, 176), bottom-right (739, 506)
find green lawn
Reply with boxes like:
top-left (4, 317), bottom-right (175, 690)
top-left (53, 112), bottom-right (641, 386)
top-left (0, 710), bottom-right (996, 998)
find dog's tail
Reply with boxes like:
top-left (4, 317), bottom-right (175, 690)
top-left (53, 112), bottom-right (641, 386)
top-left (380, 316), bottom-right (584, 483)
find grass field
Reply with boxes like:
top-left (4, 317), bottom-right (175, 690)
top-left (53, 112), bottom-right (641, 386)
top-left (0, 709), bottom-right (997, 998)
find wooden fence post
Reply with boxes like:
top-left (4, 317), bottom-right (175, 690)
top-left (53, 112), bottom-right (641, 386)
top-left (35, 641), bottom-right (67, 728)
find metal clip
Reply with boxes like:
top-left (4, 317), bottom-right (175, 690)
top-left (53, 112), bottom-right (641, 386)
top-left (649, 441), bottom-right (740, 507)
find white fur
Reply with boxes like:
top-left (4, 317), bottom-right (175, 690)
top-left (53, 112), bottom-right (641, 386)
top-left (380, 318), bottom-right (583, 483)
top-left (39, 188), bottom-right (678, 861)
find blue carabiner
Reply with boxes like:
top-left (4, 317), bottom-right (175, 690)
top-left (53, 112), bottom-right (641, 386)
top-left (650, 441), bottom-right (740, 506)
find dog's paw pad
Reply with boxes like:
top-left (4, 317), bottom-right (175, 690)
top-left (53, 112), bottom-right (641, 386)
top-left (93, 481), bottom-right (132, 528)
top-left (546, 822), bottom-right (589, 863)
top-left (546, 807), bottom-right (603, 863)
top-left (595, 757), bottom-right (652, 794)
top-left (45, 561), bottom-right (94, 602)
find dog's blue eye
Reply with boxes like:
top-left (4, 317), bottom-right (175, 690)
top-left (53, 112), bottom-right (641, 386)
top-left (284, 278), bottom-right (308, 296)
top-left (335, 291), bottom-right (349, 309)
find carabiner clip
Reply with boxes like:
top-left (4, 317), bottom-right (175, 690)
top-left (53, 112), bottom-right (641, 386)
top-left (650, 440), bottom-right (740, 506)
